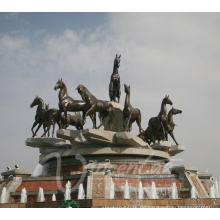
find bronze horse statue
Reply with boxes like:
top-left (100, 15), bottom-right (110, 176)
top-left (44, 103), bottom-right (50, 137)
top-left (144, 107), bottom-right (182, 145)
top-left (164, 107), bottom-right (182, 145)
top-left (109, 54), bottom-right (121, 103)
top-left (123, 84), bottom-right (143, 133)
top-left (77, 85), bottom-right (115, 130)
top-left (60, 112), bottom-right (83, 130)
top-left (54, 79), bottom-right (96, 129)
top-left (30, 96), bottom-right (61, 137)
top-left (147, 95), bottom-right (173, 143)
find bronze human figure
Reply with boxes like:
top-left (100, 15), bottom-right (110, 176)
top-left (77, 85), bottom-right (115, 130)
top-left (30, 96), bottom-right (61, 137)
top-left (109, 54), bottom-right (121, 103)
top-left (54, 79), bottom-right (96, 129)
top-left (123, 84), bottom-right (143, 133)
top-left (60, 112), bottom-right (83, 130)
top-left (148, 95), bottom-right (173, 143)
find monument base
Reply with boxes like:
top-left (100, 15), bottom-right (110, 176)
top-left (1, 198), bottom-right (220, 208)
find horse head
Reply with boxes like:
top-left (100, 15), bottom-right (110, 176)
top-left (76, 85), bottom-right (87, 101)
top-left (164, 95), bottom-right (173, 106)
top-left (114, 54), bottom-right (121, 68)
top-left (30, 96), bottom-right (42, 108)
top-left (124, 84), bottom-right (130, 94)
top-left (77, 85), bottom-right (97, 104)
top-left (171, 107), bottom-right (182, 115)
top-left (54, 78), bottom-right (63, 91)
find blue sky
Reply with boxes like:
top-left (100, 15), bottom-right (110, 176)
top-left (0, 13), bottom-right (107, 36)
top-left (1, 12), bottom-right (220, 182)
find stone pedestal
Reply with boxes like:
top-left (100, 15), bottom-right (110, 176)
top-left (103, 102), bottom-right (125, 132)
top-left (169, 145), bottom-right (185, 156)
top-left (5, 101), bottom-right (213, 203)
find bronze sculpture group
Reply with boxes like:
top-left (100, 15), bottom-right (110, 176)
top-left (30, 54), bottom-right (182, 145)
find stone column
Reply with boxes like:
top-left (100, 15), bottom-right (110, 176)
top-left (84, 161), bottom-right (114, 199)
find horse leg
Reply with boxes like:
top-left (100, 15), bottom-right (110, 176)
top-left (126, 114), bottom-right (132, 132)
top-left (97, 113), bottom-right (103, 129)
top-left (117, 91), bottom-right (121, 103)
top-left (148, 125), bottom-right (155, 144)
top-left (42, 124), bottom-right (47, 137)
top-left (42, 125), bottom-right (50, 137)
top-left (93, 113), bottom-right (97, 129)
top-left (57, 119), bottom-right (62, 130)
top-left (31, 121), bottom-right (39, 137)
top-left (64, 108), bottom-right (68, 126)
top-left (160, 122), bottom-right (166, 141)
top-left (52, 124), bottom-right (55, 137)
top-left (46, 124), bottom-right (50, 137)
top-left (84, 105), bottom-right (96, 126)
top-left (129, 121), bottom-right (133, 132)
top-left (123, 115), bottom-right (127, 129)
top-left (109, 111), bottom-right (114, 131)
top-left (169, 132), bottom-right (179, 145)
top-left (136, 114), bottom-right (142, 134)
top-left (33, 122), bottom-right (43, 137)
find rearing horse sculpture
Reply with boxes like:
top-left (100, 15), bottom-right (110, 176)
top-left (77, 85), bottom-right (115, 130)
top-left (54, 79), bottom-right (96, 129)
top-left (123, 84), bottom-right (143, 133)
top-left (148, 95), bottom-right (173, 143)
top-left (109, 54), bottom-right (121, 103)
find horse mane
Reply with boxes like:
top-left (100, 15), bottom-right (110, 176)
top-left (79, 85), bottom-right (97, 100)
top-left (167, 108), bottom-right (172, 120)
top-left (36, 96), bottom-right (43, 102)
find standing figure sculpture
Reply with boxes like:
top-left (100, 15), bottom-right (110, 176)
top-left (54, 79), bottom-right (96, 129)
top-left (109, 54), bottom-right (121, 103)
top-left (123, 84), bottom-right (143, 133)
top-left (147, 95), bottom-right (173, 144)
top-left (30, 96), bottom-right (61, 137)
top-left (77, 85), bottom-right (115, 130)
